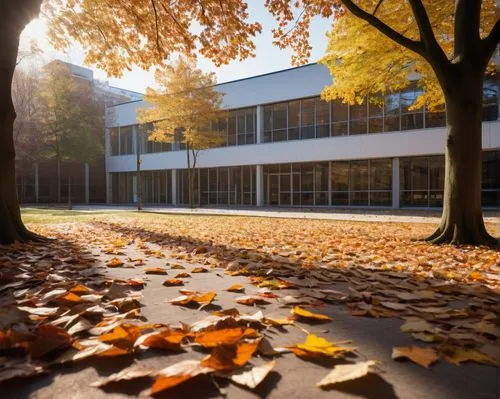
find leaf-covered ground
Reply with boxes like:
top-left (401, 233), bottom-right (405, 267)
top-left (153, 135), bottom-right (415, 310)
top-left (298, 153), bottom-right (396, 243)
top-left (0, 210), bottom-right (498, 398)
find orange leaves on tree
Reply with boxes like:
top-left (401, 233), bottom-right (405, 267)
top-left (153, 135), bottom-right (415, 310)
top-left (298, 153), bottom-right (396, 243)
top-left (291, 306), bottom-right (331, 322)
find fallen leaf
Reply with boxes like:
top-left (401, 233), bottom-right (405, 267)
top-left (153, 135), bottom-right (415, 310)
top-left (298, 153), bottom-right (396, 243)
top-left (228, 360), bottom-right (276, 389)
top-left (91, 363), bottom-right (156, 387)
top-left (400, 319), bottom-right (440, 334)
top-left (392, 346), bottom-right (438, 368)
top-left (201, 340), bottom-right (260, 371)
top-left (192, 267), bottom-right (209, 273)
top-left (289, 334), bottom-right (354, 359)
top-left (227, 284), bottom-right (245, 293)
top-left (135, 329), bottom-right (185, 351)
top-left (171, 264), bottom-right (186, 269)
top-left (258, 337), bottom-right (290, 356)
top-left (438, 345), bottom-right (499, 366)
top-left (145, 267), bottom-right (168, 275)
top-left (291, 306), bottom-right (331, 322)
top-left (0, 360), bottom-right (46, 383)
top-left (106, 257), bottom-right (124, 267)
top-left (169, 292), bottom-right (216, 307)
top-left (317, 361), bottom-right (377, 388)
top-left (150, 360), bottom-right (213, 395)
top-left (163, 279), bottom-right (184, 287)
top-left (17, 306), bottom-right (59, 317)
top-left (194, 328), bottom-right (259, 348)
top-left (235, 296), bottom-right (271, 306)
top-left (174, 272), bottom-right (191, 278)
top-left (29, 325), bottom-right (72, 358)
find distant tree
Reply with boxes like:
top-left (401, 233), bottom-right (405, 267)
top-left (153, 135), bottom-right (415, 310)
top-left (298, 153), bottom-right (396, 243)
top-left (138, 58), bottom-right (225, 208)
top-left (267, 0), bottom-right (499, 246)
top-left (0, 0), bottom-right (260, 243)
top-left (38, 62), bottom-right (105, 202)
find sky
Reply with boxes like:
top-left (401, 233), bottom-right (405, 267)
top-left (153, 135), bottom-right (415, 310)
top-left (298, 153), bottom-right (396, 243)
top-left (19, 3), bottom-right (332, 94)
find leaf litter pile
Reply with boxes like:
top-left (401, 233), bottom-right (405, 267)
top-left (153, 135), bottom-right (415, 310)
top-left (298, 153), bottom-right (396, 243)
top-left (0, 214), bottom-right (498, 396)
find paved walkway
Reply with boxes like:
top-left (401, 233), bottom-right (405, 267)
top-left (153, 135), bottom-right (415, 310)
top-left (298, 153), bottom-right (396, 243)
top-left (27, 204), bottom-right (500, 225)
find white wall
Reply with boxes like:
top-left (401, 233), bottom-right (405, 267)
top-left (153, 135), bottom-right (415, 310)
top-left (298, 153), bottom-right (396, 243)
top-left (107, 121), bottom-right (500, 173)
top-left (107, 63), bottom-right (332, 128)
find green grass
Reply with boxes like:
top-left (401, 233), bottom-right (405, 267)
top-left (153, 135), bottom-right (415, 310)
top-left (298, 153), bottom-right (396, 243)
top-left (21, 207), bottom-right (140, 224)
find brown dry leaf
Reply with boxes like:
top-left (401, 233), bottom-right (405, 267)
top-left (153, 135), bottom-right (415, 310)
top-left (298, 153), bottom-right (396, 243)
top-left (17, 306), bottom-right (59, 317)
top-left (135, 329), bottom-right (185, 351)
top-left (291, 306), bottom-right (331, 322)
top-left (57, 291), bottom-right (83, 304)
top-left (171, 264), bottom-right (186, 269)
top-left (235, 295), bottom-right (270, 306)
top-left (163, 279), bottom-right (184, 287)
top-left (29, 325), bottom-right (72, 358)
top-left (258, 337), bottom-right (290, 356)
top-left (228, 360), bottom-right (276, 389)
top-left (91, 363), bottom-right (156, 387)
top-left (69, 284), bottom-right (93, 295)
top-left (392, 346), bottom-right (439, 368)
top-left (145, 267), bottom-right (168, 275)
top-left (194, 328), bottom-right (259, 348)
top-left (106, 257), bottom-right (124, 268)
top-left (174, 272), bottom-right (191, 278)
top-left (289, 334), bottom-right (354, 359)
top-left (169, 292), bottom-right (216, 306)
top-left (438, 345), bottom-right (499, 366)
top-left (263, 317), bottom-right (294, 327)
top-left (201, 340), bottom-right (261, 371)
top-left (126, 279), bottom-right (145, 288)
top-left (317, 361), bottom-right (377, 388)
top-left (150, 360), bottom-right (214, 395)
top-left (98, 324), bottom-right (142, 350)
top-left (192, 267), bottom-right (209, 273)
top-left (400, 319), bottom-right (440, 334)
top-left (227, 284), bottom-right (245, 293)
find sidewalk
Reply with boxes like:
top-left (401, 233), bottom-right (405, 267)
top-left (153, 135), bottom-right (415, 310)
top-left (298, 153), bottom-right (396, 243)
top-left (28, 204), bottom-right (500, 225)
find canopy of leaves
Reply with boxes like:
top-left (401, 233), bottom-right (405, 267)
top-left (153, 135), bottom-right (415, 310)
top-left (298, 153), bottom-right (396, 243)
top-left (44, 0), bottom-right (262, 77)
top-left (137, 57), bottom-right (225, 151)
top-left (266, 0), bottom-right (497, 110)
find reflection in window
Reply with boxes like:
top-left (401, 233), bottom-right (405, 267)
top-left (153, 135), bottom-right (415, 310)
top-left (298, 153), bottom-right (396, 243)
top-left (349, 102), bottom-right (367, 135)
top-left (401, 85), bottom-right (424, 130)
top-left (483, 78), bottom-right (499, 121)
top-left (332, 101), bottom-right (348, 136)
top-left (368, 95), bottom-right (384, 133)
top-left (384, 93), bottom-right (400, 132)
top-left (301, 98), bottom-right (315, 139)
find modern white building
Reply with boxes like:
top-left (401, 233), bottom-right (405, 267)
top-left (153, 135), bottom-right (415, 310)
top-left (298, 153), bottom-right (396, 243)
top-left (105, 63), bottom-right (499, 209)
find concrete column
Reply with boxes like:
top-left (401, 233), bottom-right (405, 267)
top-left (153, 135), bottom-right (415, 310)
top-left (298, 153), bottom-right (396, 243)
top-left (34, 163), bottom-right (39, 204)
top-left (392, 157), bottom-right (400, 209)
top-left (106, 173), bottom-right (112, 204)
top-left (171, 169), bottom-right (178, 205)
top-left (256, 105), bottom-right (264, 144)
top-left (84, 163), bottom-right (90, 204)
top-left (256, 164), bottom-right (264, 207)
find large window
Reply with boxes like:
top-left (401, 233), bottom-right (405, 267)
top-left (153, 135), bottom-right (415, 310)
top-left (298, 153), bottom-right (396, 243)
top-left (400, 156), bottom-right (445, 207)
top-left (482, 151), bottom-right (500, 207)
top-left (109, 126), bottom-right (134, 156)
top-left (332, 159), bottom-right (392, 206)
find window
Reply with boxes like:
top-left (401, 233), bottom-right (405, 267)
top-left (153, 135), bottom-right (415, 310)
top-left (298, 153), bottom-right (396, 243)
top-left (332, 100), bottom-right (348, 136)
top-left (483, 78), bottom-right (499, 121)
top-left (119, 126), bottom-right (134, 155)
top-left (288, 101), bottom-right (300, 140)
top-left (109, 128), bottom-right (119, 155)
top-left (400, 85), bottom-right (424, 130)
top-left (400, 156), bottom-right (444, 207)
top-left (482, 151), bottom-right (500, 206)
top-left (384, 93), bottom-right (400, 132)
top-left (368, 95), bottom-right (384, 133)
top-left (227, 113), bottom-right (237, 146)
top-left (301, 98), bottom-right (315, 139)
top-left (316, 98), bottom-right (330, 138)
top-left (349, 101), bottom-right (367, 135)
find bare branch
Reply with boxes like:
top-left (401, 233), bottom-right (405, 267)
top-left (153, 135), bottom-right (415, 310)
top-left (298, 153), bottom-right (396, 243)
top-left (482, 19), bottom-right (500, 65)
top-left (372, 0), bottom-right (384, 16)
top-left (150, 0), bottom-right (162, 58)
top-left (340, 0), bottom-right (423, 55)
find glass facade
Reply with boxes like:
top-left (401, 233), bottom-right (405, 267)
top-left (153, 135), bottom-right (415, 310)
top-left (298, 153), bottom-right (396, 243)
top-left (177, 166), bottom-right (256, 206)
top-left (109, 126), bottom-right (134, 156)
top-left (400, 151), bottom-right (500, 207)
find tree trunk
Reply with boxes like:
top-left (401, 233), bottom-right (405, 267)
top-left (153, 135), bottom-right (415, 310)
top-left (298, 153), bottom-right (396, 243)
top-left (56, 154), bottom-right (61, 203)
top-left (186, 144), bottom-right (194, 209)
top-left (0, 0), bottom-right (42, 244)
top-left (426, 72), bottom-right (497, 246)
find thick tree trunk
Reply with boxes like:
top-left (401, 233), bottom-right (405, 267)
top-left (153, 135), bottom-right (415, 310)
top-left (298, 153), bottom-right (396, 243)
top-left (0, 0), bottom-right (42, 244)
top-left (426, 72), bottom-right (497, 246)
top-left (56, 153), bottom-right (61, 203)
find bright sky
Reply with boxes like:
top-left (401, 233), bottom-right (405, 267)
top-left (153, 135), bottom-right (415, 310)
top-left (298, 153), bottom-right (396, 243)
top-left (19, 3), bottom-right (332, 94)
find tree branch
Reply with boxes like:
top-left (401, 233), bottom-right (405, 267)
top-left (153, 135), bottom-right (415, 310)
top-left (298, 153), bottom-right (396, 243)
top-left (482, 19), bottom-right (500, 65)
top-left (453, 0), bottom-right (481, 60)
top-left (340, 0), bottom-right (423, 55)
top-left (372, 0), bottom-right (384, 16)
top-left (406, 0), bottom-right (448, 67)
top-left (150, 0), bottom-right (162, 58)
